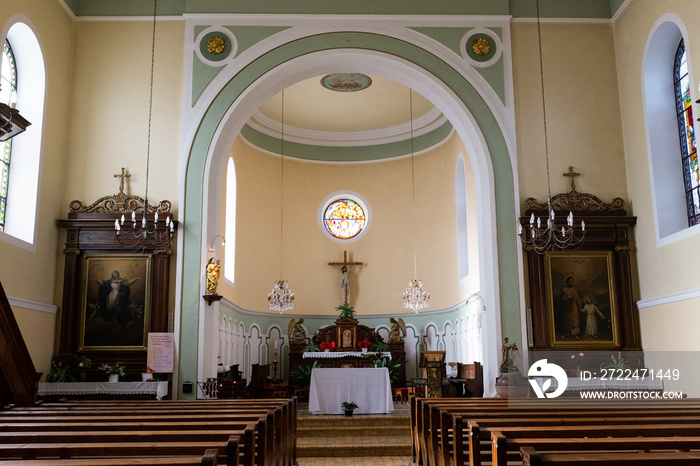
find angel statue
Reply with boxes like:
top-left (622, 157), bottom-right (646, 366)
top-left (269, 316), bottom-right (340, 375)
top-left (288, 318), bottom-right (306, 343)
top-left (388, 317), bottom-right (407, 344)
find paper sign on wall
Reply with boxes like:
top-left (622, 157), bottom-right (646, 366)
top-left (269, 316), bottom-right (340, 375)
top-left (147, 332), bottom-right (175, 373)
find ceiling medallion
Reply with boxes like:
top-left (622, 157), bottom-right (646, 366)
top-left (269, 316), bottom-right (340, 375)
top-left (472, 38), bottom-right (491, 56)
top-left (321, 73), bottom-right (372, 92)
top-left (207, 36), bottom-right (226, 55)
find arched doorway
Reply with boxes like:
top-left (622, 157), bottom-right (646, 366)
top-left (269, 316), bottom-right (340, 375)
top-left (178, 32), bottom-right (520, 398)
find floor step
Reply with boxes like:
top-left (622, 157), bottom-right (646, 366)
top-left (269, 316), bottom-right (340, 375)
top-left (297, 439), bottom-right (412, 457)
top-left (297, 457), bottom-right (411, 465)
top-left (298, 414), bottom-right (410, 428)
top-left (298, 425), bottom-right (410, 436)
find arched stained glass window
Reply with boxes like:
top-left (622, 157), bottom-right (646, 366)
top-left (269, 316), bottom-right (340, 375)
top-left (674, 39), bottom-right (699, 226)
top-left (0, 40), bottom-right (17, 231)
top-left (323, 198), bottom-right (367, 239)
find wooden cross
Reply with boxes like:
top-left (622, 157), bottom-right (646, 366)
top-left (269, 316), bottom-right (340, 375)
top-left (114, 167), bottom-right (131, 194)
top-left (563, 166), bottom-right (580, 192)
top-left (328, 251), bottom-right (364, 305)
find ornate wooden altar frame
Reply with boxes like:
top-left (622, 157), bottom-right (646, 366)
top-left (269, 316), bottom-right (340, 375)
top-left (521, 173), bottom-right (642, 367)
top-left (55, 170), bottom-right (176, 379)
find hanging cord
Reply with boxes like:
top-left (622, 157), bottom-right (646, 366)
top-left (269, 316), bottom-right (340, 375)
top-left (144, 0), bottom-right (157, 211)
top-left (409, 88), bottom-right (417, 279)
top-left (535, 0), bottom-right (552, 205)
top-left (279, 90), bottom-right (285, 279)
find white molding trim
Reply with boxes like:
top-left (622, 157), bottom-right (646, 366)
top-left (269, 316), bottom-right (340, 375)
top-left (56, 0), bottom-right (77, 20)
top-left (611, 0), bottom-right (631, 23)
top-left (637, 287), bottom-right (700, 309)
top-left (247, 107), bottom-right (447, 147)
top-left (220, 296), bottom-right (466, 319)
top-left (8, 296), bottom-right (58, 314)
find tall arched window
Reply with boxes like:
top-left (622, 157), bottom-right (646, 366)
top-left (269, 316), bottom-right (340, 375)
top-left (0, 22), bottom-right (45, 246)
top-left (0, 40), bottom-right (17, 231)
top-left (455, 154), bottom-right (469, 281)
top-left (674, 39), bottom-right (699, 226)
top-left (224, 157), bottom-right (236, 284)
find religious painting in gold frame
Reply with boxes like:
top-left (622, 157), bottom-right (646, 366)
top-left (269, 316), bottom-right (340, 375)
top-left (79, 254), bottom-right (152, 351)
top-left (544, 251), bottom-right (619, 348)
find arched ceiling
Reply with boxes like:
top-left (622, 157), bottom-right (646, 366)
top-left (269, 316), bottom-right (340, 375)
top-left (245, 74), bottom-right (446, 150)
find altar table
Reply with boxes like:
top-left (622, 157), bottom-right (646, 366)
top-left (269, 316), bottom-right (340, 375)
top-left (38, 381), bottom-right (169, 400)
top-left (308, 367), bottom-right (393, 415)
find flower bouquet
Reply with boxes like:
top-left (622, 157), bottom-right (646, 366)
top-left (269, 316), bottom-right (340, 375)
top-left (100, 362), bottom-right (126, 382)
top-left (319, 341), bottom-right (335, 352)
top-left (358, 339), bottom-right (371, 352)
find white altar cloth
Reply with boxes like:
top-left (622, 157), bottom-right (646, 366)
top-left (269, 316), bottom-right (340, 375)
top-left (308, 367), bottom-right (393, 415)
top-left (303, 351), bottom-right (391, 359)
top-left (38, 381), bottom-right (169, 400)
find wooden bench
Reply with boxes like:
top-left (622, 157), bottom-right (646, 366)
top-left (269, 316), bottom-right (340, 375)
top-left (0, 398), bottom-right (298, 466)
top-left (520, 447), bottom-right (700, 466)
top-left (0, 448), bottom-right (220, 465)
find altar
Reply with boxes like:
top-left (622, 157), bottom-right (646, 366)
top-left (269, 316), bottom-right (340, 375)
top-left (308, 367), bottom-right (393, 415)
top-left (38, 381), bottom-right (169, 400)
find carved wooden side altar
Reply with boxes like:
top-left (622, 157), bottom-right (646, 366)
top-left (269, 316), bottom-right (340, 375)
top-left (54, 169), bottom-right (176, 382)
top-left (521, 168), bottom-right (642, 371)
top-left (289, 316), bottom-right (407, 388)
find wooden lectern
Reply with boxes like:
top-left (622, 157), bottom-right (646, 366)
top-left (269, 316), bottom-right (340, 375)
top-left (419, 351), bottom-right (446, 398)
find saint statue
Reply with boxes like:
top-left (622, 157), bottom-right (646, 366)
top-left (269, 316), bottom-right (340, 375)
top-left (499, 337), bottom-right (516, 373)
top-left (205, 257), bottom-right (221, 294)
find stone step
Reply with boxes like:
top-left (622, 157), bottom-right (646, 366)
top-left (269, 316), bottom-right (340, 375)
top-left (296, 438), bottom-right (412, 457)
top-left (297, 456), bottom-right (412, 465)
top-left (298, 414), bottom-right (410, 428)
top-left (298, 425), bottom-right (410, 437)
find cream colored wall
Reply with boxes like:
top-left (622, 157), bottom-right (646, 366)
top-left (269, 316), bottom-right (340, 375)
top-left (63, 20), bottom-right (183, 215)
top-left (613, 0), bottom-right (700, 299)
top-left (0, 0), bottom-right (74, 373)
top-left (611, 0), bottom-right (700, 353)
top-left (512, 20), bottom-right (627, 207)
top-left (220, 130), bottom-right (479, 315)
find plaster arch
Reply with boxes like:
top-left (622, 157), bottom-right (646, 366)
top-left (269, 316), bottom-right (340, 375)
top-left (178, 31), bottom-right (520, 398)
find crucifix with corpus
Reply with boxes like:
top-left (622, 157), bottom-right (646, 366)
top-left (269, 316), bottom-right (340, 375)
top-left (328, 251), bottom-right (364, 305)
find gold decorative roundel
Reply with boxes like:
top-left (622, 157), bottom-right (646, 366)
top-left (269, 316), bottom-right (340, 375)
top-left (472, 38), bottom-right (491, 56)
top-left (207, 36), bottom-right (226, 55)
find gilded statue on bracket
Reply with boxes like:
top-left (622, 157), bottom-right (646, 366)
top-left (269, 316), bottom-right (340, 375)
top-left (205, 257), bottom-right (221, 295)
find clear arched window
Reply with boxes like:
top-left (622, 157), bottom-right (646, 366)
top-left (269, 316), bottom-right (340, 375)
top-left (674, 39), bottom-right (699, 226)
top-left (0, 40), bottom-right (17, 231)
top-left (224, 157), bottom-right (236, 284)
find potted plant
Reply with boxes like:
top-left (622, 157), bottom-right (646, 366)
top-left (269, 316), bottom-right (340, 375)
top-left (341, 401), bottom-right (358, 416)
top-left (372, 340), bottom-right (389, 352)
top-left (357, 339), bottom-right (371, 353)
top-left (45, 361), bottom-right (75, 383)
top-left (303, 341), bottom-right (319, 352)
top-left (336, 303), bottom-right (355, 318)
top-left (72, 354), bottom-right (92, 382)
top-left (100, 362), bottom-right (126, 382)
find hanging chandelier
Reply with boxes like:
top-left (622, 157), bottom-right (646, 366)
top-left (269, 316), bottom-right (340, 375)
top-left (518, 0), bottom-right (584, 254)
top-left (268, 90), bottom-right (295, 313)
top-left (114, 0), bottom-right (175, 251)
top-left (403, 89), bottom-right (430, 313)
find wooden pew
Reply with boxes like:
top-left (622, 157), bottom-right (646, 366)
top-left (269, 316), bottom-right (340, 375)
top-left (9, 398), bottom-right (297, 466)
top-left (1, 398), bottom-right (298, 466)
top-left (520, 447), bottom-right (700, 466)
top-left (0, 448), bottom-right (221, 465)
top-left (493, 434), bottom-right (700, 466)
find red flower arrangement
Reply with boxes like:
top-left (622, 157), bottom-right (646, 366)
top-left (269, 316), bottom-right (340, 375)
top-left (357, 340), bottom-right (371, 349)
top-left (319, 342), bottom-right (335, 351)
